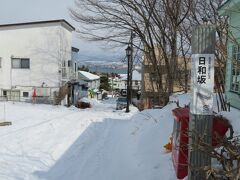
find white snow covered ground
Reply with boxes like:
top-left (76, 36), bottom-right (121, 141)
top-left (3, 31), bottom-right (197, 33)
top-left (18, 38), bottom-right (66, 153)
top-left (0, 96), bottom-right (177, 180)
top-left (0, 93), bottom-right (239, 180)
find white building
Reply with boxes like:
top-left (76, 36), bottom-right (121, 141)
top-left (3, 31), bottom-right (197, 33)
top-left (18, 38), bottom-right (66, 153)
top-left (108, 76), bottom-right (125, 90)
top-left (78, 71), bottom-right (100, 99)
top-left (0, 20), bottom-right (77, 104)
top-left (110, 70), bottom-right (142, 91)
top-left (131, 70), bottom-right (142, 90)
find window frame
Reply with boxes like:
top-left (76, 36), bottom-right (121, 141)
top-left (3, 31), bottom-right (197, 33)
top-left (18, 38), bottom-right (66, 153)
top-left (3, 90), bottom-right (7, 96)
top-left (231, 45), bottom-right (240, 93)
top-left (74, 62), bottom-right (77, 72)
top-left (23, 92), bottom-right (29, 97)
top-left (21, 58), bottom-right (30, 69)
top-left (68, 60), bottom-right (72, 67)
top-left (62, 61), bottom-right (66, 67)
top-left (12, 58), bottom-right (30, 69)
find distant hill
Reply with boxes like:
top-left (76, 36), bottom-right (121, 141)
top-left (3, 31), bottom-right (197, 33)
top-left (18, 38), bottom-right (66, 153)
top-left (80, 60), bottom-right (141, 74)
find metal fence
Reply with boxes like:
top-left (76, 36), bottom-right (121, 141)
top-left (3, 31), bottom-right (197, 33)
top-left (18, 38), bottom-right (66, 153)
top-left (0, 95), bottom-right (56, 105)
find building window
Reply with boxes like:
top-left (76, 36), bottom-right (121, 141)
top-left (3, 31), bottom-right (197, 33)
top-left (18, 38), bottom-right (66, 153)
top-left (62, 61), bottom-right (66, 67)
top-left (150, 72), bottom-right (159, 81)
top-left (231, 45), bottom-right (240, 93)
top-left (3, 90), bottom-right (7, 96)
top-left (23, 92), bottom-right (29, 97)
top-left (75, 63), bottom-right (77, 72)
top-left (12, 58), bottom-right (30, 69)
top-left (68, 60), bottom-right (72, 67)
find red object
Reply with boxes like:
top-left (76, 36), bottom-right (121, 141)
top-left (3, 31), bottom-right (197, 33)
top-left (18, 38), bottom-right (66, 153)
top-left (32, 88), bottom-right (37, 97)
top-left (171, 108), bottom-right (230, 179)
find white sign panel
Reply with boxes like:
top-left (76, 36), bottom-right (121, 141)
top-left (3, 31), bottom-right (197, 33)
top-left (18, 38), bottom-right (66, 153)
top-left (190, 54), bottom-right (214, 115)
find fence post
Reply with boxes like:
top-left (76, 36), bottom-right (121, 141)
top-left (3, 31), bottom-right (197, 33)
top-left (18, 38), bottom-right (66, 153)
top-left (188, 25), bottom-right (216, 180)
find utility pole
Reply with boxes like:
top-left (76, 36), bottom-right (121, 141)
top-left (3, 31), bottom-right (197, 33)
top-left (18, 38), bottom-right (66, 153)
top-left (125, 45), bottom-right (132, 113)
top-left (112, 75), bottom-right (114, 98)
top-left (129, 31), bottom-right (134, 104)
top-left (189, 25), bottom-right (216, 180)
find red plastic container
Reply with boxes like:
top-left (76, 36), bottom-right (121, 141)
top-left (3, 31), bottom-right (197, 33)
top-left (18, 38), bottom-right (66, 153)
top-left (171, 107), bottom-right (230, 179)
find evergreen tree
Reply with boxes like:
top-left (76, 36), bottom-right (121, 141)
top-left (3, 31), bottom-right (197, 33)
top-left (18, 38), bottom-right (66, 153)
top-left (100, 76), bottom-right (110, 91)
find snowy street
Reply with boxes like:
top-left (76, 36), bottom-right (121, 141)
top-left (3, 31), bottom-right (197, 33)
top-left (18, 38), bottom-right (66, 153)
top-left (0, 98), bottom-right (178, 180)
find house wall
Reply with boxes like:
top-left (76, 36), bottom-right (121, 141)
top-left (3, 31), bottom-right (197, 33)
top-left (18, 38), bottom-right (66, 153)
top-left (71, 50), bottom-right (79, 80)
top-left (119, 80), bottom-right (127, 90)
top-left (141, 48), bottom-right (191, 109)
top-left (109, 77), bottom-right (126, 90)
top-left (109, 76), bottom-right (141, 91)
top-left (225, 10), bottom-right (240, 109)
top-left (0, 23), bottom-right (73, 101)
top-left (88, 79), bottom-right (100, 90)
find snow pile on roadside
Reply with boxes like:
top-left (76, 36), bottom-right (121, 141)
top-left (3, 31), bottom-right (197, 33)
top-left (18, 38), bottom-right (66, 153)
top-left (169, 93), bottom-right (190, 107)
top-left (127, 104), bottom-right (179, 180)
top-left (79, 97), bottom-right (100, 106)
top-left (219, 108), bottom-right (240, 135)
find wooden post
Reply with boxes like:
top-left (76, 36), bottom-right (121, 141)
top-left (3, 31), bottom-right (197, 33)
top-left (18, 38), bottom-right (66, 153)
top-left (125, 46), bottom-right (131, 113)
top-left (189, 25), bottom-right (216, 180)
top-left (0, 101), bottom-right (12, 126)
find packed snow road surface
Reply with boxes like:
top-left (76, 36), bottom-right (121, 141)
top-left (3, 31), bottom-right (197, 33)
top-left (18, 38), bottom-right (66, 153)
top-left (0, 98), bottom-right (178, 180)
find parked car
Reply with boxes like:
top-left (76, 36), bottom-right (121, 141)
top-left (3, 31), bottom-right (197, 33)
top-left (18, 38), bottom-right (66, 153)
top-left (116, 97), bottom-right (127, 110)
top-left (153, 105), bottom-right (163, 109)
top-left (120, 89), bottom-right (127, 97)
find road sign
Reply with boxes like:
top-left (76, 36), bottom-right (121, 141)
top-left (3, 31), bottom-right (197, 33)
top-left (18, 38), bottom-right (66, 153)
top-left (191, 54), bottom-right (214, 115)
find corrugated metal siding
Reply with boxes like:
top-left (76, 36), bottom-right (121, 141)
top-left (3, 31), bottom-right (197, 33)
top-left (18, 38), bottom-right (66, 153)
top-left (189, 25), bottom-right (215, 180)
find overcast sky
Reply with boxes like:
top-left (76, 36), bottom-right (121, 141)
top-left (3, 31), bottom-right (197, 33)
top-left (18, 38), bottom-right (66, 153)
top-left (0, 0), bottom-right (123, 62)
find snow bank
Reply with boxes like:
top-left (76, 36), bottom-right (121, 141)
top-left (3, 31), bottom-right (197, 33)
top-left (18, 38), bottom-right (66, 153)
top-left (127, 104), bottom-right (179, 180)
top-left (219, 108), bottom-right (240, 135)
top-left (79, 97), bottom-right (100, 107)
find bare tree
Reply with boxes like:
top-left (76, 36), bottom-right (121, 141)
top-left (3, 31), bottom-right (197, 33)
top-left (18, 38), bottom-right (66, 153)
top-left (70, 0), bottom-right (192, 105)
top-left (188, 122), bottom-right (240, 180)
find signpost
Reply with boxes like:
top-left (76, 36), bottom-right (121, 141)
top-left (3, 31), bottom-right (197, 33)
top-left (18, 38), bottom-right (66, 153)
top-left (191, 54), bottom-right (215, 115)
top-left (189, 25), bottom-right (216, 180)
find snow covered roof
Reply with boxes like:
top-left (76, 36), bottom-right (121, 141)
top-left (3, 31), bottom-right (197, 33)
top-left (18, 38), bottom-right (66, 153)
top-left (119, 74), bottom-right (127, 79)
top-left (120, 70), bottom-right (141, 81)
top-left (0, 19), bottom-right (75, 31)
top-left (79, 71), bottom-right (100, 81)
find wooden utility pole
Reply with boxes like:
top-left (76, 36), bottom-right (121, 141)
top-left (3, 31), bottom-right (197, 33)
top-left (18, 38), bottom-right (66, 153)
top-left (125, 45), bottom-right (132, 113)
top-left (189, 25), bottom-right (216, 180)
top-left (129, 31), bottom-right (134, 104)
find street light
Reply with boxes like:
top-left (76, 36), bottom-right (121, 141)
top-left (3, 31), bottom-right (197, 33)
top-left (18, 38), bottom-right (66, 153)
top-left (125, 45), bottom-right (132, 113)
top-left (125, 46), bottom-right (132, 56)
